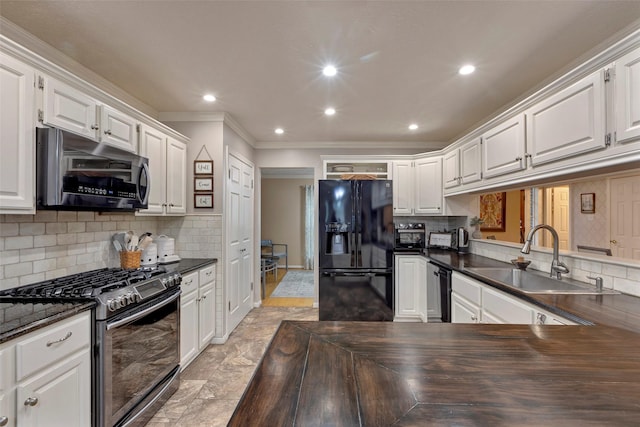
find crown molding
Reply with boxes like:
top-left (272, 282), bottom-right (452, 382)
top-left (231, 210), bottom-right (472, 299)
top-left (158, 111), bottom-right (257, 148)
top-left (253, 140), bottom-right (446, 151)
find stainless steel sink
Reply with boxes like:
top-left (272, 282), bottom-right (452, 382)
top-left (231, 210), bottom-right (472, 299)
top-left (465, 267), bottom-right (619, 295)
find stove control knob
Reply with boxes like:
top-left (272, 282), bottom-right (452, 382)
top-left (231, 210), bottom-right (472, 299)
top-left (167, 276), bottom-right (174, 286)
top-left (161, 277), bottom-right (169, 287)
top-left (107, 299), bottom-right (118, 311)
top-left (126, 292), bottom-right (137, 304)
top-left (173, 273), bottom-right (181, 285)
top-left (116, 295), bottom-right (127, 308)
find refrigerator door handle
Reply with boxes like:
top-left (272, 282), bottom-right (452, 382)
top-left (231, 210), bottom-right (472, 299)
top-left (350, 232), bottom-right (356, 267)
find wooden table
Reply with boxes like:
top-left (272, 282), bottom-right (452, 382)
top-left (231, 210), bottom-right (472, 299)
top-left (229, 321), bottom-right (640, 426)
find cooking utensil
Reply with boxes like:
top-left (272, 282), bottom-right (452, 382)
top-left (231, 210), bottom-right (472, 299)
top-left (138, 235), bottom-right (153, 251)
top-left (130, 234), bottom-right (139, 251)
top-left (112, 236), bottom-right (123, 252)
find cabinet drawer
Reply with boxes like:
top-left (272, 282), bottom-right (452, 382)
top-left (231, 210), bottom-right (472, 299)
top-left (452, 273), bottom-right (481, 304)
top-left (16, 312), bottom-right (90, 381)
top-left (482, 287), bottom-right (532, 324)
top-left (199, 265), bottom-right (215, 285)
top-left (181, 271), bottom-right (199, 297)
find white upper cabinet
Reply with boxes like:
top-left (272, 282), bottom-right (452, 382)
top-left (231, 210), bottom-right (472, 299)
top-left (443, 138), bottom-right (482, 190)
top-left (99, 104), bottom-right (138, 152)
top-left (0, 52), bottom-right (35, 214)
top-left (414, 156), bottom-right (443, 215)
top-left (41, 75), bottom-right (138, 153)
top-left (481, 113), bottom-right (526, 179)
top-left (392, 160), bottom-right (413, 215)
top-left (526, 70), bottom-right (606, 166)
top-left (615, 46), bottom-right (640, 144)
top-left (138, 125), bottom-right (186, 216)
top-left (393, 156), bottom-right (443, 215)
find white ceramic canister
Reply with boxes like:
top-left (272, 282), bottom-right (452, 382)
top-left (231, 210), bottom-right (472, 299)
top-left (155, 235), bottom-right (175, 258)
top-left (140, 242), bottom-right (158, 266)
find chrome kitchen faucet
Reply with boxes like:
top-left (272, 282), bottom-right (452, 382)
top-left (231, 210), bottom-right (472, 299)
top-left (521, 224), bottom-right (570, 280)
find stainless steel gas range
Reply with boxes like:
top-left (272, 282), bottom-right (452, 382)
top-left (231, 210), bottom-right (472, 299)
top-left (0, 267), bottom-right (182, 427)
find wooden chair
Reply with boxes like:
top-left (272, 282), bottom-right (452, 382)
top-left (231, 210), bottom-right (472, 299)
top-left (261, 240), bottom-right (288, 271)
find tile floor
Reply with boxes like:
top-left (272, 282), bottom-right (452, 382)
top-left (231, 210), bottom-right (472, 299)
top-left (145, 306), bottom-right (318, 427)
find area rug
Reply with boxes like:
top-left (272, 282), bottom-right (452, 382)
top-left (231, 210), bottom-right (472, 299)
top-left (271, 270), bottom-right (314, 298)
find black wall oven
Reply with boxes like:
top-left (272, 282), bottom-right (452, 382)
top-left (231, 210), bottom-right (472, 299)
top-left (96, 287), bottom-right (180, 427)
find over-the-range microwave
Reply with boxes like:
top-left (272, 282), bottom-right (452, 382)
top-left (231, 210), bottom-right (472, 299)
top-left (36, 127), bottom-right (150, 212)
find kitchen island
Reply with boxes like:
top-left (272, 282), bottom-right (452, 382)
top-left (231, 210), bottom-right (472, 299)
top-left (229, 320), bottom-right (640, 426)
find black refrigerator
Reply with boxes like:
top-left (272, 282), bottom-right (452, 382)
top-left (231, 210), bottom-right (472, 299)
top-left (318, 179), bottom-right (395, 321)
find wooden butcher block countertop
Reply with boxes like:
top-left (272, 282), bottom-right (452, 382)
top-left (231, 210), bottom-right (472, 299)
top-left (229, 321), bottom-right (640, 426)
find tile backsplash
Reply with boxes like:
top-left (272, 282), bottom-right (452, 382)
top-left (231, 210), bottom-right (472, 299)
top-left (0, 212), bottom-right (223, 292)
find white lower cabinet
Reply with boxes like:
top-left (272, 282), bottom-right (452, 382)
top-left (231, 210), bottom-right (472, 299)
top-left (0, 311), bottom-right (91, 427)
top-left (394, 255), bottom-right (427, 321)
top-left (452, 271), bottom-right (576, 325)
top-left (180, 264), bottom-right (216, 369)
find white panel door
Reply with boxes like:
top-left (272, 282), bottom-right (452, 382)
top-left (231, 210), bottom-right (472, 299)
top-left (227, 153), bottom-right (254, 334)
top-left (552, 186), bottom-right (570, 250)
top-left (442, 149), bottom-right (460, 189)
top-left (392, 160), bottom-right (413, 215)
top-left (526, 71), bottom-right (606, 166)
top-left (0, 52), bottom-right (35, 213)
top-left (451, 293), bottom-right (480, 323)
top-left (99, 105), bottom-right (137, 153)
top-left (460, 137), bottom-right (482, 184)
top-left (394, 256), bottom-right (426, 320)
top-left (166, 138), bottom-right (187, 214)
top-left (42, 76), bottom-right (98, 139)
top-left (138, 125), bottom-right (166, 215)
top-left (482, 114), bottom-right (526, 179)
top-left (610, 175), bottom-right (640, 260)
top-left (615, 46), bottom-right (640, 144)
top-left (414, 156), bottom-right (442, 215)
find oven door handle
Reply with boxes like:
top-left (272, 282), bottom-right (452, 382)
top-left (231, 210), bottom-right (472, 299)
top-left (107, 291), bottom-right (180, 330)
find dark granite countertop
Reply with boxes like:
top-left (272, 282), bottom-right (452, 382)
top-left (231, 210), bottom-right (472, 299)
top-left (164, 258), bottom-right (217, 275)
top-left (422, 249), bottom-right (640, 334)
top-left (0, 299), bottom-right (95, 344)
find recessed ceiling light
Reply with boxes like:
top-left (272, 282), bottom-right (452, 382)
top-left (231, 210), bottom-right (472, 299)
top-left (324, 107), bottom-right (336, 116)
top-left (274, 128), bottom-right (284, 135)
top-left (408, 124), bottom-right (418, 130)
top-left (203, 94), bottom-right (216, 102)
top-left (459, 64), bottom-right (476, 75)
top-left (323, 65), bottom-right (337, 77)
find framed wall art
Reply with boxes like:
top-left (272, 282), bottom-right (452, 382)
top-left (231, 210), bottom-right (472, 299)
top-left (194, 177), bottom-right (213, 192)
top-left (580, 193), bottom-right (595, 214)
top-left (194, 160), bottom-right (213, 175)
top-left (194, 194), bottom-right (213, 208)
top-left (479, 192), bottom-right (507, 232)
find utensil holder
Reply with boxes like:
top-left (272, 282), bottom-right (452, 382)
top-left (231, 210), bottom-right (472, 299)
top-left (120, 250), bottom-right (142, 269)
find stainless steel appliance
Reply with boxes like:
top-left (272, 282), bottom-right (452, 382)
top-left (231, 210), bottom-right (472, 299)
top-left (36, 127), bottom-right (150, 211)
top-left (394, 223), bottom-right (426, 252)
top-left (457, 227), bottom-right (470, 254)
top-left (0, 267), bottom-right (181, 427)
top-left (431, 262), bottom-right (452, 322)
top-left (318, 179), bottom-right (394, 321)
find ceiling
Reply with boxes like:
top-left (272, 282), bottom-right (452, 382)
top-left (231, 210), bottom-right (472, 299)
top-left (2, 1), bottom-right (640, 149)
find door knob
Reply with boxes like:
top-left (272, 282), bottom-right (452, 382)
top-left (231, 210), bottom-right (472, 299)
top-left (610, 240), bottom-right (617, 244)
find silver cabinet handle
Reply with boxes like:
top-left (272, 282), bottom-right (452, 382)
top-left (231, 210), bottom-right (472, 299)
top-left (24, 397), bottom-right (38, 407)
top-left (0, 416), bottom-right (8, 426)
top-left (46, 331), bottom-right (72, 347)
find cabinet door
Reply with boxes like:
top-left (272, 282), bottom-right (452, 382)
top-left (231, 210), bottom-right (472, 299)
top-left (442, 149), bottom-right (460, 189)
top-left (526, 71), bottom-right (606, 166)
top-left (180, 290), bottom-right (199, 369)
top-left (0, 53), bottom-right (35, 213)
top-left (16, 350), bottom-right (90, 427)
top-left (451, 292), bottom-right (480, 323)
top-left (460, 138), bottom-right (482, 184)
top-left (198, 284), bottom-right (216, 350)
top-left (481, 286), bottom-right (533, 324)
top-left (166, 138), bottom-right (187, 214)
top-left (615, 46), bottom-right (640, 144)
top-left (138, 124), bottom-right (167, 214)
top-left (482, 114), bottom-right (526, 178)
top-left (392, 160), bottom-right (413, 215)
top-left (394, 256), bottom-right (426, 320)
top-left (99, 104), bottom-right (138, 153)
top-left (414, 156), bottom-right (443, 215)
top-left (42, 76), bottom-right (98, 139)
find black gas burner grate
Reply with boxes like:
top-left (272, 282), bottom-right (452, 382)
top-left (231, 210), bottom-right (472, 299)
top-left (0, 267), bottom-right (168, 299)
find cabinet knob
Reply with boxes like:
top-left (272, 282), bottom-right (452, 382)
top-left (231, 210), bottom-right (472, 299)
top-left (104, 129), bottom-right (112, 135)
top-left (610, 240), bottom-right (617, 244)
top-left (471, 315), bottom-right (478, 322)
top-left (515, 157), bottom-right (522, 161)
top-left (91, 124), bottom-right (99, 130)
top-left (0, 416), bottom-right (8, 426)
top-left (24, 397), bottom-right (38, 407)
top-left (536, 313), bottom-right (547, 325)
top-left (170, 204), bottom-right (175, 207)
